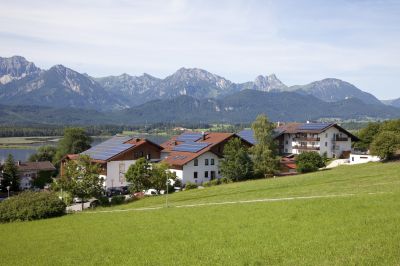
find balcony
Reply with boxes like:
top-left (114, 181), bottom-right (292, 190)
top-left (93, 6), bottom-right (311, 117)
top-left (293, 145), bottom-right (320, 151)
top-left (333, 137), bottom-right (348, 141)
top-left (294, 137), bottom-right (320, 142)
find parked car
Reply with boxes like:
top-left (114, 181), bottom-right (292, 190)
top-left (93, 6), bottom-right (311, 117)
top-left (121, 186), bottom-right (130, 195)
top-left (144, 189), bottom-right (158, 196)
top-left (106, 187), bottom-right (123, 197)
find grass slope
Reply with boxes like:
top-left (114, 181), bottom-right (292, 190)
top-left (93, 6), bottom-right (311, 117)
top-left (0, 162), bottom-right (399, 265)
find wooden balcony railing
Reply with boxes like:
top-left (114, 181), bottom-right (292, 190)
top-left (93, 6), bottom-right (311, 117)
top-left (293, 145), bottom-right (320, 151)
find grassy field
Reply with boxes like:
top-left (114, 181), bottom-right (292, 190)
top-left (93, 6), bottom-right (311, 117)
top-left (0, 162), bottom-right (399, 265)
top-left (0, 136), bottom-right (59, 149)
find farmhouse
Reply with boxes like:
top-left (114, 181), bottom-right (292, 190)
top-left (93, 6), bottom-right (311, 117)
top-left (61, 136), bottom-right (163, 189)
top-left (161, 132), bottom-right (252, 185)
top-left (239, 122), bottom-right (359, 159)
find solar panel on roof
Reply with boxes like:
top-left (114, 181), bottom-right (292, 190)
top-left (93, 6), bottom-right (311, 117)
top-left (238, 130), bottom-right (256, 145)
top-left (81, 136), bottom-right (135, 160)
top-left (298, 123), bottom-right (331, 131)
top-left (176, 132), bottom-right (203, 142)
top-left (172, 142), bottom-right (209, 153)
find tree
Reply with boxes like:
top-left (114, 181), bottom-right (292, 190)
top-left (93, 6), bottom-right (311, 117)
top-left (354, 122), bottom-right (381, 151)
top-left (1, 154), bottom-right (20, 192)
top-left (250, 114), bottom-right (279, 177)
top-left (370, 131), bottom-right (400, 160)
top-left (29, 145), bottom-right (57, 162)
top-left (296, 152), bottom-right (326, 173)
top-left (32, 171), bottom-right (54, 189)
top-left (150, 162), bottom-right (176, 193)
top-left (61, 155), bottom-right (103, 210)
top-left (220, 137), bottom-right (253, 181)
top-left (53, 128), bottom-right (92, 165)
top-left (125, 158), bottom-right (152, 193)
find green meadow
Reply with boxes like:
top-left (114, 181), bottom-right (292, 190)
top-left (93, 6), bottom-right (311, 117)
top-left (0, 162), bottom-right (399, 265)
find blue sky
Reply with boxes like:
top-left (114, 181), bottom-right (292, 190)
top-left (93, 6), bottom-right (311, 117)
top-left (1, 0), bottom-right (399, 99)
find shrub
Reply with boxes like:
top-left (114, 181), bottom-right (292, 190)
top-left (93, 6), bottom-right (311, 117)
top-left (296, 152), bottom-right (325, 173)
top-left (0, 191), bottom-right (66, 223)
top-left (220, 177), bottom-right (232, 184)
top-left (110, 195), bottom-right (125, 205)
top-left (97, 195), bottom-right (110, 206)
top-left (173, 179), bottom-right (182, 189)
top-left (185, 182), bottom-right (198, 190)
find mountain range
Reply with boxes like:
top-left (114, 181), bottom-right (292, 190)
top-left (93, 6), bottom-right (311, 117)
top-left (0, 55), bottom-right (399, 125)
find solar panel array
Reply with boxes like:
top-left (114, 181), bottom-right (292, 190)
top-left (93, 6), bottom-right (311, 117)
top-left (172, 142), bottom-right (209, 153)
top-left (238, 130), bottom-right (256, 145)
top-left (298, 123), bottom-right (331, 131)
top-left (81, 136), bottom-right (134, 161)
top-left (176, 132), bottom-right (203, 142)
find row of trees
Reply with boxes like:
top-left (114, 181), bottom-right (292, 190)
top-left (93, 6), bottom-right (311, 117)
top-left (355, 119), bottom-right (400, 160)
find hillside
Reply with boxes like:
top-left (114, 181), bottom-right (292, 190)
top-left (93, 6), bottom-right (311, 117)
top-left (0, 162), bottom-right (399, 265)
top-left (382, 97), bottom-right (400, 108)
top-left (1, 90), bottom-right (399, 125)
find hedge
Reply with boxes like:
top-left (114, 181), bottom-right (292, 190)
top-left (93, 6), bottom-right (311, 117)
top-left (0, 191), bottom-right (66, 223)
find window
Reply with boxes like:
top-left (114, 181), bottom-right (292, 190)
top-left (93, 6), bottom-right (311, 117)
top-left (194, 159), bottom-right (198, 166)
top-left (205, 159), bottom-right (209, 166)
top-left (285, 149), bottom-right (288, 153)
top-left (210, 171), bottom-right (216, 179)
top-left (210, 159), bottom-right (215, 165)
top-left (285, 140), bottom-right (288, 145)
top-left (351, 157), bottom-right (354, 161)
top-left (194, 172), bottom-right (198, 179)
top-left (146, 154), bottom-right (151, 160)
top-left (204, 171), bottom-right (209, 178)
top-left (325, 133), bottom-right (328, 138)
top-left (140, 151), bottom-right (144, 157)
top-left (325, 142), bottom-right (328, 147)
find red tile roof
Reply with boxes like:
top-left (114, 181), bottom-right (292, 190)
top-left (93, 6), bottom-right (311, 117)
top-left (162, 132), bottom-right (235, 167)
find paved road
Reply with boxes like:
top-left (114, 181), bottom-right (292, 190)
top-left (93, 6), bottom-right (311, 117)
top-left (67, 202), bottom-right (92, 212)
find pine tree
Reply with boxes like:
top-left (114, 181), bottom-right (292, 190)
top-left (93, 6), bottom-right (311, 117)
top-left (1, 154), bottom-right (20, 192)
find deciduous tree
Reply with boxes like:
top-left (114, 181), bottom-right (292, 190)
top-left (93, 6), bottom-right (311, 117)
top-left (61, 155), bottom-right (103, 210)
top-left (125, 158), bottom-right (152, 193)
top-left (250, 114), bottom-right (279, 177)
top-left (370, 131), bottom-right (400, 160)
top-left (54, 128), bottom-right (92, 165)
top-left (220, 137), bottom-right (253, 181)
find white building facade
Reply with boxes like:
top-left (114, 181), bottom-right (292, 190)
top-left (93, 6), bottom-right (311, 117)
top-left (279, 124), bottom-right (355, 159)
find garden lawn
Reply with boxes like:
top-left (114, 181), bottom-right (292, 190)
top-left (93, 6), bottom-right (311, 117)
top-left (0, 162), bottom-right (399, 265)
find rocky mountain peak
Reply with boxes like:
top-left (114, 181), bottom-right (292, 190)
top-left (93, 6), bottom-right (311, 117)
top-left (253, 74), bottom-right (287, 92)
top-left (0, 55), bottom-right (41, 84)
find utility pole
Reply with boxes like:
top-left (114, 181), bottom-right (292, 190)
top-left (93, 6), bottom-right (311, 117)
top-left (165, 178), bottom-right (169, 208)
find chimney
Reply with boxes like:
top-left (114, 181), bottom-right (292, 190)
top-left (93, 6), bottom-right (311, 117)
top-left (277, 121), bottom-right (281, 127)
top-left (201, 131), bottom-right (206, 140)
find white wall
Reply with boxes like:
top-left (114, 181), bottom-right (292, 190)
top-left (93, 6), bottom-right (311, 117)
top-left (283, 127), bottom-right (352, 159)
top-left (105, 160), bottom-right (136, 188)
top-left (178, 152), bottom-right (221, 185)
top-left (349, 154), bottom-right (380, 164)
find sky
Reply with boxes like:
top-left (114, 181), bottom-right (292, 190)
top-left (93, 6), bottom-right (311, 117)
top-left (1, 0), bottom-right (399, 99)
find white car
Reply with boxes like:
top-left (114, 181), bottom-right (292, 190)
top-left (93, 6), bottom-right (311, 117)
top-left (143, 189), bottom-right (158, 196)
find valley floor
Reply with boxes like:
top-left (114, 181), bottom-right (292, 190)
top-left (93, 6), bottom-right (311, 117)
top-left (0, 162), bottom-right (399, 265)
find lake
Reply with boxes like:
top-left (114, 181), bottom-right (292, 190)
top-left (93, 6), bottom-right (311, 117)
top-left (0, 135), bottom-right (170, 163)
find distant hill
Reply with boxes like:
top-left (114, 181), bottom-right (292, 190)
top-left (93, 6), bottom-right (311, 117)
top-left (382, 98), bottom-right (400, 108)
top-left (287, 78), bottom-right (383, 105)
top-left (0, 55), bottom-right (398, 124)
top-left (0, 89), bottom-right (399, 125)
